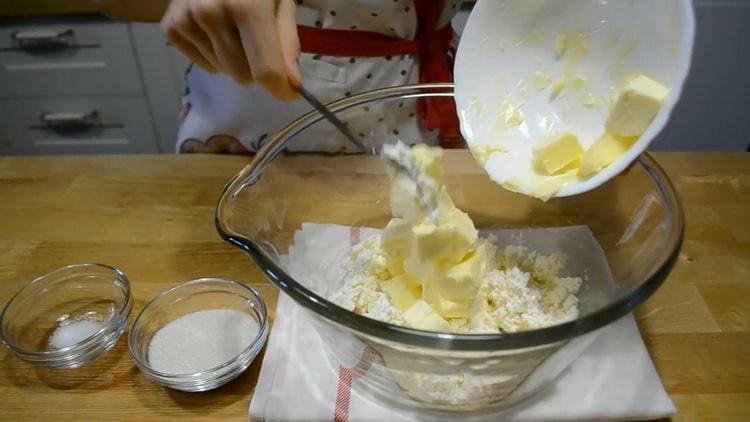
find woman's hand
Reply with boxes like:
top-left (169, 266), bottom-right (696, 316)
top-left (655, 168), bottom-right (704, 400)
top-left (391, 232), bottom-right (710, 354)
top-left (161, 0), bottom-right (301, 100)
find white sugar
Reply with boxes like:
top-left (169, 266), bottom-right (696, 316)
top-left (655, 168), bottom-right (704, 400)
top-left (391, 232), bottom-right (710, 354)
top-left (49, 319), bottom-right (103, 349)
top-left (147, 309), bottom-right (259, 375)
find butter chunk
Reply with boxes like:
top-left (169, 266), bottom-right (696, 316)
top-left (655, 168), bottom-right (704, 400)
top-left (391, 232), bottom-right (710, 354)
top-left (578, 133), bottom-right (637, 178)
top-left (529, 174), bottom-right (571, 201)
top-left (533, 132), bottom-right (584, 175)
top-left (435, 245), bottom-right (488, 300)
top-left (411, 144), bottom-right (443, 181)
top-left (411, 223), bottom-right (443, 262)
top-left (411, 211), bottom-right (477, 264)
top-left (403, 300), bottom-right (451, 331)
top-left (380, 275), bottom-right (420, 311)
top-left (403, 255), bottom-right (441, 283)
top-left (434, 298), bottom-right (472, 319)
top-left (416, 312), bottom-right (452, 332)
top-left (381, 218), bottom-right (412, 275)
top-left (440, 208), bottom-right (479, 258)
top-left (389, 172), bottom-right (420, 222)
top-left (606, 75), bottom-right (669, 137)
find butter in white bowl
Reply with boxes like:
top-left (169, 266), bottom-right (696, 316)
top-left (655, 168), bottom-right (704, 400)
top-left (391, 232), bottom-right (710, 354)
top-left (606, 74), bottom-right (670, 138)
top-left (454, 0), bottom-right (695, 199)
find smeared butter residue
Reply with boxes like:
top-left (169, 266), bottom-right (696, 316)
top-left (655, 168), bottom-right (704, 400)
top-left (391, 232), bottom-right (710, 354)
top-left (470, 144), bottom-right (507, 166)
top-left (550, 33), bottom-right (590, 100)
top-left (468, 95), bottom-right (484, 116)
top-left (550, 77), bottom-right (566, 100)
top-left (516, 78), bottom-right (529, 98)
top-left (570, 73), bottom-right (588, 88)
top-left (526, 30), bottom-right (543, 45)
top-left (555, 34), bottom-right (567, 56)
top-left (614, 37), bottom-right (639, 71)
top-left (583, 93), bottom-right (602, 108)
top-left (567, 33), bottom-right (589, 57)
top-left (500, 99), bottom-right (524, 126)
top-left (533, 71), bottom-right (552, 90)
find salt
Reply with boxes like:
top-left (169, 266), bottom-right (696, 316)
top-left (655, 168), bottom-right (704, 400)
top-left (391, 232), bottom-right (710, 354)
top-left (49, 319), bottom-right (103, 349)
top-left (147, 309), bottom-right (259, 374)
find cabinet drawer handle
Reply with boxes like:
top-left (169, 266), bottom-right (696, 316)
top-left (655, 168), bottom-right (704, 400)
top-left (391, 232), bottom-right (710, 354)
top-left (40, 111), bottom-right (100, 130)
top-left (11, 28), bottom-right (75, 49)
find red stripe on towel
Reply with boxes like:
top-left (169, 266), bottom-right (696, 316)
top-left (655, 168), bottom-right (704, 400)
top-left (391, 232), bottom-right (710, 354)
top-left (333, 348), bottom-right (376, 422)
top-left (349, 226), bottom-right (361, 247)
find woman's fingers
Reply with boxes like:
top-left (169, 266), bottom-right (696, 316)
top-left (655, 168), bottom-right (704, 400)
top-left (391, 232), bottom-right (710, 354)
top-left (276, 0), bottom-right (302, 88)
top-left (191, 0), bottom-right (254, 84)
top-left (163, 0), bottom-right (300, 100)
top-left (231, 0), bottom-right (298, 100)
top-left (163, 28), bottom-right (219, 73)
top-left (165, 1), bottom-right (223, 71)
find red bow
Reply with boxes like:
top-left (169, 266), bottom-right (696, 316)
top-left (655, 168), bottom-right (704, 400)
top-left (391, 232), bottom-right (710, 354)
top-left (297, 1), bottom-right (462, 148)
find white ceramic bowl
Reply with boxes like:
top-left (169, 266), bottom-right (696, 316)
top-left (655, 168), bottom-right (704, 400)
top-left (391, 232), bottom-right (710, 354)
top-left (455, 0), bottom-right (695, 197)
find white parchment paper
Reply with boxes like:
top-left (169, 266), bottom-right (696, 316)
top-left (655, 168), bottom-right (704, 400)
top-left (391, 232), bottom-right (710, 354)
top-left (250, 223), bottom-right (675, 421)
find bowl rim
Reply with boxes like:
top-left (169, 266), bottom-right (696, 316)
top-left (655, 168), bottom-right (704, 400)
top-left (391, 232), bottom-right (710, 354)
top-left (0, 263), bottom-right (133, 361)
top-left (216, 83), bottom-right (685, 351)
top-left (127, 277), bottom-right (269, 381)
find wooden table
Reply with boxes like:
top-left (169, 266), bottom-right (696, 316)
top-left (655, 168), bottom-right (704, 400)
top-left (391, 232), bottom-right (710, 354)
top-left (0, 153), bottom-right (747, 421)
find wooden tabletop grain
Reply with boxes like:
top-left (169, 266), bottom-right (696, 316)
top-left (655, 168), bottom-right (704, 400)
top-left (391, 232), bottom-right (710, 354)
top-left (0, 153), bottom-right (748, 421)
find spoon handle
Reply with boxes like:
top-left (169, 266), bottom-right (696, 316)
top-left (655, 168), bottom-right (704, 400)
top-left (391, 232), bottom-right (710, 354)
top-left (298, 86), bottom-right (371, 153)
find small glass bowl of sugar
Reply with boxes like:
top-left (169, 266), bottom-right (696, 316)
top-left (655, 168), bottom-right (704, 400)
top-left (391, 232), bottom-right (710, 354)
top-left (0, 263), bottom-right (133, 369)
top-left (128, 278), bottom-right (269, 392)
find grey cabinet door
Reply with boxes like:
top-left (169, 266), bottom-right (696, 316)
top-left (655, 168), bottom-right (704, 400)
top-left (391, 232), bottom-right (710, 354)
top-left (0, 127), bottom-right (8, 155)
top-left (0, 97), bottom-right (158, 155)
top-left (130, 23), bottom-right (191, 152)
top-left (0, 21), bottom-right (142, 97)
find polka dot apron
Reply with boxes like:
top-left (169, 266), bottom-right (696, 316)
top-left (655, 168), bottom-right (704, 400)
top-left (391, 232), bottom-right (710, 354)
top-left (177, 0), bottom-right (463, 154)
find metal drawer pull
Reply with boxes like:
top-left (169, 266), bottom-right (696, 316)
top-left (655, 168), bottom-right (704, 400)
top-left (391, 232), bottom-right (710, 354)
top-left (11, 28), bottom-right (75, 49)
top-left (40, 111), bottom-right (100, 129)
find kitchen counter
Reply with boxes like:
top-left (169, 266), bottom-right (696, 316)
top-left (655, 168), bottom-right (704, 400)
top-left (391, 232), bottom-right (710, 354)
top-left (0, 152), bottom-right (748, 421)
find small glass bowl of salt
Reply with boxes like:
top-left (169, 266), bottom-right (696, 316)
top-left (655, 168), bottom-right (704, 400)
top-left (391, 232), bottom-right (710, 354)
top-left (0, 263), bottom-right (133, 369)
top-left (128, 278), bottom-right (269, 392)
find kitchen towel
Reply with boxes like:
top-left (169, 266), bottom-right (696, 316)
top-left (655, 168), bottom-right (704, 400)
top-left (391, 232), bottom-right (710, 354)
top-left (249, 224), bottom-right (676, 421)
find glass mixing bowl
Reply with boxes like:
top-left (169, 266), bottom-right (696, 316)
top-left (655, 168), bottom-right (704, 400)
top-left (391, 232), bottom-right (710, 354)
top-left (215, 84), bottom-right (683, 412)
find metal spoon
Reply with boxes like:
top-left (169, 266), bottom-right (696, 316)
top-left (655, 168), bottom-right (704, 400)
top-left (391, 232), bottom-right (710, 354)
top-left (298, 86), bottom-right (374, 154)
top-left (298, 86), bottom-right (439, 220)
